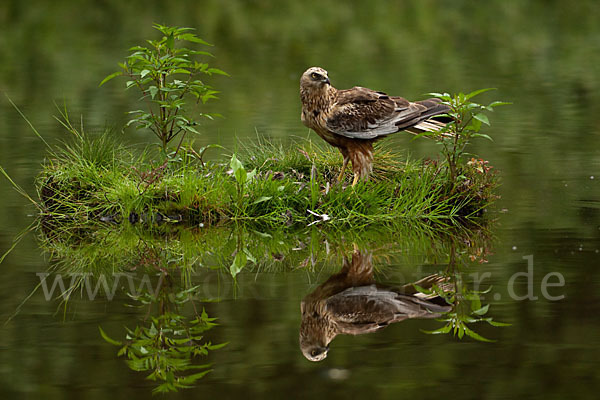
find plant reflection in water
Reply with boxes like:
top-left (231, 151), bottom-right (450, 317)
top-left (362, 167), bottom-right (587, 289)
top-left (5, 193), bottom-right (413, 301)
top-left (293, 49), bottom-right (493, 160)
top-left (32, 218), bottom-right (505, 388)
top-left (99, 272), bottom-right (226, 394)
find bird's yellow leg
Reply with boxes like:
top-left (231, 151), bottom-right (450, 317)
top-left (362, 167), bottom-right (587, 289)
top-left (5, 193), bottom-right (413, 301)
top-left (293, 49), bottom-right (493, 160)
top-left (337, 156), bottom-right (349, 182)
top-left (351, 173), bottom-right (360, 187)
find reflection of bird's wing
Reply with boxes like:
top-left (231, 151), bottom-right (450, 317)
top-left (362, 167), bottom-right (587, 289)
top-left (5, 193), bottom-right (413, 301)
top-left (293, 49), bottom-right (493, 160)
top-left (325, 285), bottom-right (451, 335)
top-left (326, 87), bottom-right (448, 139)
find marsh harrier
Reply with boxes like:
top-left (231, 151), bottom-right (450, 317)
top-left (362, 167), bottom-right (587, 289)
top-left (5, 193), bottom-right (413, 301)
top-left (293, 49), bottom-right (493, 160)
top-left (300, 67), bottom-right (449, 185)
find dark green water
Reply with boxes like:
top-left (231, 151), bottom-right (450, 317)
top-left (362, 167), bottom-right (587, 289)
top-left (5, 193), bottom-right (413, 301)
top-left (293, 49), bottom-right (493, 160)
top-left (1, 1), bottom-right (599, 398)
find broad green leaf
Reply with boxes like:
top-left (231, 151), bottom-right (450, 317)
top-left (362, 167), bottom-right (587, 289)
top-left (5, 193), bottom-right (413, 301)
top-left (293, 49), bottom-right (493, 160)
top-left (252, 196), bottom-right (272, 205)
top-left (206, 68), bottom-right (230, 76)
top-left (421, 324), bottom-right (452, 335)
top-left (148, 86), bottom-right (158, 99)
top-left (246, 168), bottom-right (257, 183)
top-left (465, 102), bottom-right (481, 111)
top-left (426, 92), bottom-right (452, 101)
top-left (477, 286), bottom-right (493, 294)
top-left (188, 50), bottom-right (214, 57)
top-left (243, 248), bottom-right (256, 263)
top-left (99, 71), bottom-right (122, 87)
top-left (470, 296), bottom-right (482, 312)
top-left (178, 370), bottom-right (212, 385)
top-left (465, 88), bottom-right (496, 100)
top-left (472, 133), bottom-right (493, 141)
top-left (488, 101), bottom-right (512, 108)
top-left (463, 325), bottom-right (495, 342)
top-left (207, 342), bottom-right (228, 350)
top-left (457, 324), bottom-right (465, 339)
top-left (183, 125), bottom-right (200, 134)
top-left (230, 154), bottom-right (246, 185)
top-left (464, 293), bottom-right (481, 301)
top-left (472, 304), bottom-right (490, 315)
top-left (462, 316), bottom-right (479, 323)
top-left (485, 318), bottom-right (512, 327)
top-left (166, 33), bottom-right (175, 49)
top-left (473, 113), bottom-right (490, 126)
top-left (251, 230), bottom-right (272, 238)
top-left (179, 34), bottom-right (212, 46)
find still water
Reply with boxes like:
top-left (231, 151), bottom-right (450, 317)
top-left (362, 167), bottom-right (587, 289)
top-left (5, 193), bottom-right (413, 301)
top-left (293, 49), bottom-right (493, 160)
top-left (1, 1), bottom-right (599, 398)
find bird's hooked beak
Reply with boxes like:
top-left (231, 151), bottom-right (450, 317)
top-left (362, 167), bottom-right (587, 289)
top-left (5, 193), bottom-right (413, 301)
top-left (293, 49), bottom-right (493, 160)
top-left (323, 76), bottom-right (331, 85)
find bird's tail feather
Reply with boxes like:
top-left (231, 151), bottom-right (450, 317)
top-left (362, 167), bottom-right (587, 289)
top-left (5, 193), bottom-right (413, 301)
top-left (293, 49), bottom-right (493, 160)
top-left (416, 99), bottom-right (450, 120)
top-left (407, 119), bottom-right (454, 138)
top-left (408, 98), bottom-right (454, 138)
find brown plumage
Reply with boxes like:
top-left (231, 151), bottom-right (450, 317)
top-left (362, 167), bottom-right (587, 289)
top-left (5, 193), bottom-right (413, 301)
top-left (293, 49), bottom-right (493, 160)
top-left (300, 67), bottom-right (449, 185)
top-left (299, 247), bottom-right (452, 362)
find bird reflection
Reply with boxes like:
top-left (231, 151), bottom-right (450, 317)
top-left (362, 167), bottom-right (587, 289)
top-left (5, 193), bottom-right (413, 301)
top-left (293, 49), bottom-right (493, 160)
top-left (300, 247), bottom-right (452, 361)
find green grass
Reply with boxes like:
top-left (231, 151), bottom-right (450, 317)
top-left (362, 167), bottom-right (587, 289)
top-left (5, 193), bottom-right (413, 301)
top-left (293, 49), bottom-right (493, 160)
top-left (35, 125), bottom-right (499, 232)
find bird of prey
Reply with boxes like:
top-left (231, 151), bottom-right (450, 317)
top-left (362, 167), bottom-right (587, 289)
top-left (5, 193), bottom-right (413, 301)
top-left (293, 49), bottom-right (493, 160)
top-left (300, 67), bottom-right (449, 185)
top-left (299, 247), bottom-right (452, 362)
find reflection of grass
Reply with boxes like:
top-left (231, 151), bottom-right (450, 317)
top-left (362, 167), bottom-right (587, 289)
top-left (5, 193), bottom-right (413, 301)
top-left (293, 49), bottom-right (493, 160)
top-left (36, 210), bottom-right (500, 389)
top-left (38, 217), bottom-right (494, 300)
top-left (36, 121), bottom-right (499, 231)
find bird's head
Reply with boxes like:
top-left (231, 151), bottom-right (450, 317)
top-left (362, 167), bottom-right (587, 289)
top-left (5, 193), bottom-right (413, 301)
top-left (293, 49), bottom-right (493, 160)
top-left (300, 67), bottom-right (331, 89)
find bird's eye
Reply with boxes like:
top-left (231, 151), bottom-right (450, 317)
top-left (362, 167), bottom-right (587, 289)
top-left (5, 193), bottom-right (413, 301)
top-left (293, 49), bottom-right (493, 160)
top-left (311, 72), bottom-right (321, 80)
top-left (311, 349), bottom-right (320, 357)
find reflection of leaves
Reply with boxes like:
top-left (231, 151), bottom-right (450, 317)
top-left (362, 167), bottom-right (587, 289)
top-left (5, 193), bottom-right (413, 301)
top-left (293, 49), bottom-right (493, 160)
top-left (99, 326), bottom-right (122, 346)
top-left (421, 325), bottom-right (452, 335)
top-left (418, 279), bottom-right (510, 343)
top-left (472, 304), bottom-right (489, 315)
top-left (100, 308), bottom-right (226, 394)
top-left (229, 247), bottom-right (256, 278)
top-left (230, 251), bottom-right (247, 278)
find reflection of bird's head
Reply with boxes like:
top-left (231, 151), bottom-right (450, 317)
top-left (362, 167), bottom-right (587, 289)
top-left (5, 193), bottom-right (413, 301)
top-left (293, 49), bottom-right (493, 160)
top-left (301, 67), bottom-right (331, 89)
top-left (300, 301), bottom-right (332, 362)
top-left (301, 342), bottom-right (329, 362)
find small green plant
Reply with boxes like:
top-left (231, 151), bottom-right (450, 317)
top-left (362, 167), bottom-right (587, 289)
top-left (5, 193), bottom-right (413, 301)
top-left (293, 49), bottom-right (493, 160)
top-left (101, 24), bottom-right (227, 154)
top-left (229, 154), bottom-right (257, 213)
top-left (419, 89), bottom-right (510, 183)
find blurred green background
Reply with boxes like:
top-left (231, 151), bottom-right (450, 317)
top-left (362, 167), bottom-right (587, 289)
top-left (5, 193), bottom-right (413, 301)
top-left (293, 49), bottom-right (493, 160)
top-left (1, 1), bottom-right (599, 398)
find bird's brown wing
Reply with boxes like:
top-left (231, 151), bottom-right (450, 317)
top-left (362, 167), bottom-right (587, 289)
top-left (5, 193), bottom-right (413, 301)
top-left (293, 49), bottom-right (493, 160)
top-left (325, 86), bottom-right (434, 139)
